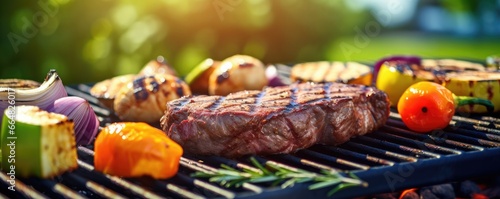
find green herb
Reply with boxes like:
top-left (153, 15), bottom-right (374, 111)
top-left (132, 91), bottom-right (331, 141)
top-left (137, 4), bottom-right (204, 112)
top-left (191, 157), bottom-right (367, 197)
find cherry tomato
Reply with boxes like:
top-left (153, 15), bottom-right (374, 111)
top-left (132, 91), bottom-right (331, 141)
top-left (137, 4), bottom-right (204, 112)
top-left (397, 82), bottom-right (455, 133)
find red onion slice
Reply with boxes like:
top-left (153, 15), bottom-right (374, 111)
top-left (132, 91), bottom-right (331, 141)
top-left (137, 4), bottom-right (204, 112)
top-left (47, 96), bottom-right (100, 145)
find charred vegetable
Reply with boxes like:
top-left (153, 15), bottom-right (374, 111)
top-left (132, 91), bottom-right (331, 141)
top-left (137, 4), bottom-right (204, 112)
top-left (47, 96), bottom-right (100, 145)
top-left (0, 79), bottom-right (40, 89)
top-left (209, 55), bottom-right (268, 96)
top-left (291, 61), bottom-right (372, 85)
top-left (372, 55), bottom-right (421, 85)
top-left (397, 82), bottom-right (494, 133)
top-left (90, 74), bottom-right (136, 110)
top-left (0, 70), bottom-right (68, 123)
top-left (91, 56), bottom-right (178, 110)
top-left (185, 58), bottom-right (220, 95)
top-left (113, 74), bottom-right (191, 124)
top-left (94, 122), bottom-right (183, 179)
top-left (1, 106), bottom-right (78, 178)
top-left (376, 59), bottom-right (500, 112)
top-left (138, 56), bottom-right (177, 77)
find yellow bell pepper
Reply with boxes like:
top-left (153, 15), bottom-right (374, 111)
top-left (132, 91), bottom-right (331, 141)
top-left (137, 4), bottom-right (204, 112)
top-left (375, 60), bottom-right (500, 113)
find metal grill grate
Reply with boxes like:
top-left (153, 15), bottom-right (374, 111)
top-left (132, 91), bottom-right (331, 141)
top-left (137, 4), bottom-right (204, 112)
top-left (1, 66), bottom-right (499, 198)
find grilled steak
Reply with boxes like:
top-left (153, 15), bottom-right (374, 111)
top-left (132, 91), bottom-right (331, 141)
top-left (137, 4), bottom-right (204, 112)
top-left (160, 82), bottom-right (390, 157)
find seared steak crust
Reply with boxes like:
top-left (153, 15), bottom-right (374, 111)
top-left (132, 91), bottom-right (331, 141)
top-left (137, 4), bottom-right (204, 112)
top-left (160, 82), bottom-right (390, 157)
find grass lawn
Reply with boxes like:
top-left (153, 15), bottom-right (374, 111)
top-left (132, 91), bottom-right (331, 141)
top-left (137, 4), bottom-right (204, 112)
top-left (326, 32), bottom-right (499, 64)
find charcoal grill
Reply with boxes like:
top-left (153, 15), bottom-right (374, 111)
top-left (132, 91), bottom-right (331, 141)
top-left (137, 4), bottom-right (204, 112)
top-left (1, 65), bottom-right (500, 199)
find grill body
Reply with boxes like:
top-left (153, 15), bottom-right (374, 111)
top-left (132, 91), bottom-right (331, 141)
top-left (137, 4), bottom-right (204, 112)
top-left (1, 67), bottom-right (499, 199)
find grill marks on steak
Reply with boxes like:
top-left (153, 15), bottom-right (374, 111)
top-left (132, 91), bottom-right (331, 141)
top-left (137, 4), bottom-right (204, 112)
top-left (161, 82), bottom-right (390, 157)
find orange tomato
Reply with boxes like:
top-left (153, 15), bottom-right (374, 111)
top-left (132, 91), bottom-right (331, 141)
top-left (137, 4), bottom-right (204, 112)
top-left (94, 122), bottom-right (183, 179)
top-left (397, 82), bottom-right (455, 133)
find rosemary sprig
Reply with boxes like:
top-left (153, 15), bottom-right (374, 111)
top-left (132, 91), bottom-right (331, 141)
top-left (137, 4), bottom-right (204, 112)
top-left (191, 157), bottom-right (367, 196)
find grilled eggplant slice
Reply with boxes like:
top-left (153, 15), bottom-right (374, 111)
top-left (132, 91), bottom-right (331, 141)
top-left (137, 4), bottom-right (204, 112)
top-left (290, 61), bottom-right (372, 85)
top-left (1, 105), bottom-right (77, 178)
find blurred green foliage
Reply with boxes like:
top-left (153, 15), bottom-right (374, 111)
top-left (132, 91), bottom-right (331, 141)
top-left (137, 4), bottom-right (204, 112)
top-left (0, 0), bottom-right (498, 84)
top-left (1, 0), bottom-right (368, 84)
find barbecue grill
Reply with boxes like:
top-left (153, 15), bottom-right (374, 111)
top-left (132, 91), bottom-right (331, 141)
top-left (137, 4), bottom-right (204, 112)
top-left (1, 65), bottom-right (499, 199)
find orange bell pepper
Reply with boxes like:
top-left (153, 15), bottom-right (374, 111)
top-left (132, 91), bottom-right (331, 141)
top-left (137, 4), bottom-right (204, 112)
top-left (94, 122), bottom-right (183, 179)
